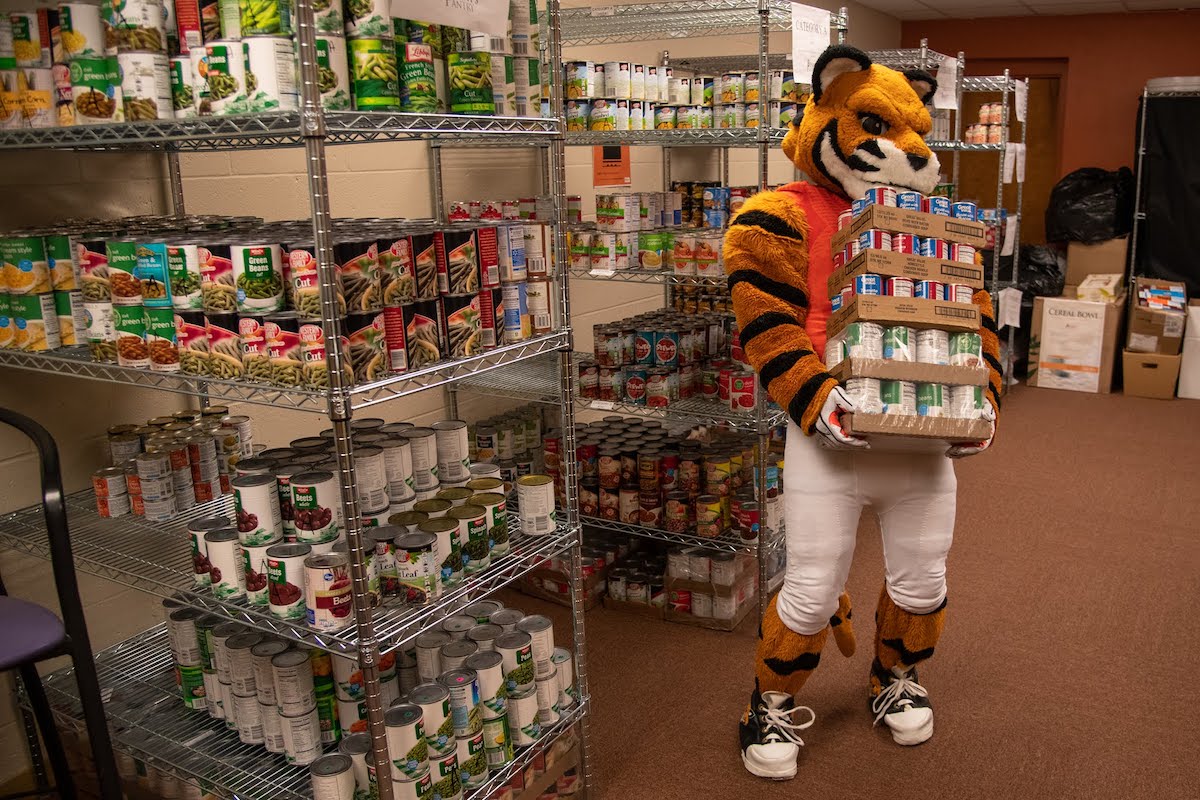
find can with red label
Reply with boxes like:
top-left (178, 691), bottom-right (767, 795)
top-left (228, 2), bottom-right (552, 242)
top-left (434, 230), bottom-right (481, 295)
top-left (924, 196), bottom-right (951, 216)
top-left (576, 440), bottom-right (598, 480)
top-left (654, 328), bottom-right (679, 368)
top-left (951, 243), bottom-right (976, 265)
top-left (946, 283), bottom-right (974, 304)
top-left (718, 366), bottom-right (732, 401)
top-left (844, 239), bottom-right (861, 264)
top-left (578, 362), bottom-right (599, 399)
top-left (440, 293), bottom-right (482, 358)
top-left (633, 329), bottom-right (655, 365)
top-left (837, 209), bottom-right (853, 230)
top-left (863, 187), bottom-right (896, 207)
top-left (403, 299), bottom-right (444, 370)
top-left (884, 276), bottom-right (914, 297)
top-left (921, 238), bottom-right (950, 260)
top-left (305, 552), bottom-right (353, 632)
top-left (832, 249), bottom-right (845, 270)
top-left (409, 233), bottom-right (440, 301)
top-left (598, 366), bottom-right (621, 401)
top-left (646, 368), bottom-right (670, 408)
top-left (895, 191), bottom-right (923, 210)
top-left (730, 371), bottom-right (755, 412)
top-left (625, 367), bottom-right (648, 405)
top-left (892, 233), bottom-right (919, 254)
top-left (477, 288), bottom-right (502, 350)
top-left (383, 304), bottom-right (408, 373)
top-left (914, 280), bottom-right (943, 301)
top-left (859, 229), bottom-right (892, 252)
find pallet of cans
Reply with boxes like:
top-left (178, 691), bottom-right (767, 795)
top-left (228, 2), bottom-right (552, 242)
top-left (575, 417), bottom-right (783, 541)
top-left (303, 598), bottom-right (578, 800)
top-left (561, 60), bottom-right (800, 131)
top-left (579, 311), bottom-right (759, 413)
top-left (94, 405), bottom-right (245, 521)
top-left (824, 187), bottom-right (996, 445)
top-left (516, 534), bottom-right (618, 611)
top-left (0, 216), bottom-right (557, 387)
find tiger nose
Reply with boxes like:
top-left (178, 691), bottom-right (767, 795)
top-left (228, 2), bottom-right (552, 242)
top-left (907, 153), bottom-right (929, 171)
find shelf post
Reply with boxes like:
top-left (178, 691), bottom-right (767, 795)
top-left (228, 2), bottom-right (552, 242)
top-left (951, 52), bottom-right (965, 195)
top-left (756, 0), bottom-right (769, 193)
top-left (1130, 86), bottom-right (1150, 291)
top-left (166, 150), bottom-right (185, 216)
top-left (838, 7), bottom-right (849, 44)
top-left (295, 4), bottom-right (392, 799)
top-left (430, 142), bottom-right (447, 225)
top-left (754, 0), bottom-right (773, 621)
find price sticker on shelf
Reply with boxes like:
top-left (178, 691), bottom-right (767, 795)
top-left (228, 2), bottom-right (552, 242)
top-left (589, 269), bottom-right (615, 278)
top-left (590, 6), bottom-right (616, 16)
top-left (589, 400), bottom-right (616, 410)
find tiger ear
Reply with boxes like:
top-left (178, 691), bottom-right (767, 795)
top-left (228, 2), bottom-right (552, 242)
top-left (811, 45), bottom-right (872, 104)
top-left (903, 69), bottom-right (938, 104)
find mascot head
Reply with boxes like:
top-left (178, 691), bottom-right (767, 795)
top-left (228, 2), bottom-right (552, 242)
top-left (784, 45), bottom-right (941, 200)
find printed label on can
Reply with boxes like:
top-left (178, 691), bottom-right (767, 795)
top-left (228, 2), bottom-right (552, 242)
top-left (349, 38), bottom-right (399, 111)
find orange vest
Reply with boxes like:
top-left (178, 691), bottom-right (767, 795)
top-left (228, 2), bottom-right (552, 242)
top-left (774, 181), bottom-right (850, 355)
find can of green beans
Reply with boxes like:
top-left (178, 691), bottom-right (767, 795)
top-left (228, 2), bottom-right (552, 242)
top-left (440, 294), bottom-right (482, 359)
top-left (315, 35), bottom-right (351, 110)
top-left (265, 311), bottom-right (303, 387)
top-left (448, 52), bottom-right (493, 114)
top-left (399, 41), bottom-right (437, 113)
top-left (169, 56), bottom-right (198, 118)
top-left (118, 50), bottom-right (171, 121)
top-left (204, 40), bottom-right (248, 115)
top-left (239, 0), bottom-right (294, 36)
top-left (348, 38), bottom-right (399, 111)
top-left (344, 0), bottom-right (390, 39)
top-left (402, 299), bottom-right (443, 371)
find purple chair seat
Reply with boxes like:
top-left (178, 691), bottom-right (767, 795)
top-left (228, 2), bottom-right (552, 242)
top-left (0, 595), bottom-right (66, 671)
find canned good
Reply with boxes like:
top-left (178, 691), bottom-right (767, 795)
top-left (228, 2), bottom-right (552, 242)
top-left (881, 380), bottom-right (917, 415)
top-left (69, 56), bottom-right (123, 122)
top-left (447, 51), bottom-right (492, 114)
top-left (242, 35), bottom-right (298, 112)
top-left (266, 542), bottom-right (310, 620)
top-left (844, 377), bottom-right (882, 414)
top-left (949, 384), bottom-right (984, 418)
top-left (281, 707), bottom-right (323, 765)
top-left (916, 328), bottom-right (949, 365)
top-left (516, 475), bottom-right (555, 535)
top-left (305, 552), bottom-right (352, 632)
top-left (949, 331), bottom-right (983, 366)
top-left (507, 689), bottom-right (541, 746)
top-left (917, 383), bottom-right (945, 417)
top-left (290, 470), bottom-right (342, 542)
top-left (409, 682), bottom-right (454, 757)
top-left (418, 517), bottom-right (461, 588)
top-left (203, 528), bottom-right (244, 599)
top-left (925, 195), bottom-right (951, 216)
top-left (231, 473), bottom-right (283, 546)
top-left (884, 276), bottom-right (915, 297)
top-left (843, 321), bottom-right (883, 360)
top-left (883, 326), bottom-right (913, 361)
top-left (951, 201), bottom-right (978, 221)
top-left (349, 38), bottom-right (400, 111)
top-left (315, 34), bottom-right (351, 110)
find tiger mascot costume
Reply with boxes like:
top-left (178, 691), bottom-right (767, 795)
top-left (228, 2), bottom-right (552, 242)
top-left (725, 44), bottom-right (1002, 779)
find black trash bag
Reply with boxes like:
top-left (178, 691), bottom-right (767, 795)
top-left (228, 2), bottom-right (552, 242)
top-left (1016, 245), bottom-right (1065, 297)
top-left (1045, 167), bottom-right (1135, 244)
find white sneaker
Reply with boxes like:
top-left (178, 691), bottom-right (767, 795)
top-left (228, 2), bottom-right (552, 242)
top-left (739, 689), bottom-right (816, 779)
top-left (871, 665), bottom-right (934, 746)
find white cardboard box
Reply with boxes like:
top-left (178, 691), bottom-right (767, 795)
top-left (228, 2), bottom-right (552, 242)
top-left (1178, 302), bottom-right (1200, 400)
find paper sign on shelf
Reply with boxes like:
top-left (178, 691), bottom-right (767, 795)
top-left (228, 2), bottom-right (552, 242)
top-left (593, 145), bottom-right (631, 187)
top-left (1001, 215), bottom-right (1017, 257)
top-left (933, 55), bottom-right (959, 110)
top-left (1016, 142), bottom-right (1026, 182)
top-left (791, 3), bottom-right (831, 84)
top-left (1015, 79), bottom-right (1028, 123)
top-left (403, 0), bottom-right (510, 36)
top-left (1003, 143), bottom-right (1026, 185)
top-left (999, 287), bottom-right (1022, 329)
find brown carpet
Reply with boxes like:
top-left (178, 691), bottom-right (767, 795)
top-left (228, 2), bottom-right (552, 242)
top-left (504, 385), bottom-right (1200, 800)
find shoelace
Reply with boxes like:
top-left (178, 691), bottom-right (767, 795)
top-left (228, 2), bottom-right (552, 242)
top-left (871, 668), bottom-right (929, 726)
top-left (759, 702), bottom-right (816, 746)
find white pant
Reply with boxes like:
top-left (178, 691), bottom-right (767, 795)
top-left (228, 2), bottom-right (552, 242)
top-left (777, 422), bottom-right (958, 635)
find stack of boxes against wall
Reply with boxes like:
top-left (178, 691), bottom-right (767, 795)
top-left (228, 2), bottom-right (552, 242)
top-left (563, 59), bottom-right (803, 132)
top-left (823, 187), bottom-right (994, 438)
top-left (158, 592), bottom-right (581, 800)
top-left (0, 214), bottom-right (557, 391)
top-left (0, 0), bottom-right (547, 128)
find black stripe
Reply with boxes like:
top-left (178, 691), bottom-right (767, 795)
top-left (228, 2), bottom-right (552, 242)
top-left (760, 349), bottom-right (815, 390)
top-left (830, 614), bottom-right (844, 627)
top-left (788, 372), bottom-right (834, 430)
top-left (983, 351), bottom-right (1003, 377)
top-left (728, 269), bottom-right (809, 310)
top-left (858, 139), bottom-right (885, 159)
top-left (881, 638), bottom-right (936, 666)
top-left (980, 311), bottom-right (998, 335)
top-left (988, 382), bottom-right (1002, 410)
top-left (740, 311), bottom-right (800, 347)
top-left (731, 210), bottom-right (805, 241)
top-left (763, 651), bottom-right (821, 677)
top-left (846, 154), bottom-right (881, 173)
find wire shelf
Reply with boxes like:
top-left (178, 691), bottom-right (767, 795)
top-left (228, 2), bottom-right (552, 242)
top-left (869, 48), bottom-right (952, 71)
top-left (670, 53), bottom-right (797, 76)
top-left (0, 332), bottom-right (570, 414)
top-left (34, 624), bottom-right (588, 800)
top-left (0, 112), bottom-right (560, 152)
top-left (960, 76), bottom-right (1018, 94)
top-left (0, 490), bottom-right (578, 656)
top-left (582, 516), bottom-right (754, 553)
top-left (566, 128), bottom-right (784, 146)
top-left (452, 353), bottom-right (784, 432)
top-left (568, 265), bottom-right (728, 286)
top-left (926, 141), bottom-right (1005, 152)
top-left (560, 1), bottom-right (845, 45)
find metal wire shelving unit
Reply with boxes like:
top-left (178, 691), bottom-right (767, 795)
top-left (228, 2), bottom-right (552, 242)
top-left (0, 2), bottom-right (594, 799)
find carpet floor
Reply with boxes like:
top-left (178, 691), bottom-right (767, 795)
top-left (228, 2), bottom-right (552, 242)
top-left (505, 384), bottom-right (1200, 800)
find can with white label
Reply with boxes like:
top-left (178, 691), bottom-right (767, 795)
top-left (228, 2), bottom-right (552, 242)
top-left (880, 380), bottom-right (917, 415)
top-left (203, 528), bottom-right (245, 600)
top-left (243, 35), bottom-right (298, 112)
top-left (204, 40), bottom-right (247, 114)
top-left (117, 51), bottom-right (171, 121)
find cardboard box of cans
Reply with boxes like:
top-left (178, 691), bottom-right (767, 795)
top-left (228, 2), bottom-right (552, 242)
top-left (825, 187), bottom-right (993, 444)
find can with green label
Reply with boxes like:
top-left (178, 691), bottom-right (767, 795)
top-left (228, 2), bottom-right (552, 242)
top-left (0, 294), bottom-right (12, 349)
top-left (113, 303), bottom-right (148, 367)
top-left (490, 54), bottom-right (515, 116)
top-left (315, 35), bottom-right (351, 110)
top-left (239, 0), bottom-right (294, 36)
top-left (916, 383), bottom-right (944, 417)
top-left (170, 56), bottom-right (198, 118)
top-left (348, 38), bottom-right (399, 112)
top-left (135, 242), bottom-right (172, 308)
top-left (105, 240), bottom-right (141, 305)
top-left (11, 293), bottom-right (61, 351)
top-left (45, 233), bottom-right (78, 291)
top-left (69, 56), bottom-right (123, 122)
top-left (447, 51), bottom-right (493, 115)
top-left (53, 290), bottom-right (83, 346)
top-left (179, 663), bottom-right (207, 710)
top-left (1, 236), bottom-right (52, 295)
top-left (168, 243), bottom-right (203, 310)
top-left (144, 306), bottom-right (180, 372)
top-left (399, 41), bottom-right (436, 113)
top-left (84, 299), bottom-right (116, 361)
top-left (205, 40), bottom-right (247, 115)
top-left (880, 379), bottom-right (916, 416)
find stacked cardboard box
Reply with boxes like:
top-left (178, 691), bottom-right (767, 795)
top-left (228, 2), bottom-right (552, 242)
top-left (1123, 276), bottom-right (1188, 399)
top-left (827, 200), bottom-right (993, 447)
top-left (1177, 302), bottom-right (1200, 399)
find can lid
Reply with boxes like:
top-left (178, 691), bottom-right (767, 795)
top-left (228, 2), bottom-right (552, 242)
top-left (408, 682), bottom-right (450, 704)
top-left (168, 607), bottom-right (203, 622)
top-left (468, 624), bottom-right (503, 643)
top-left (271, 648), bottom-right (311, 668)
top-left (225, 632), bottom-right (264, 651)
top-left (414, 630), bottom-right (451, 649)
top-left (446, 504), bottom-right (485, 521)
top-left (304, 552), bottom-right (349, 569)
top-left (489, 608), bottom-right (525, 626)
top-left (383, 704), bottom-right (423, 728)
top-left (338, 731), bottom-right (372, 756)
top-left (251, 639), bottom-right (291, 658)
top-left (442, 615), bottom-right (476, 633)
top-left (291, 470), bottom-right (335, 485)
top-left (463, 650), bottom-right (504, 671)
top-left (204, 527), bottom-right (240, 543)
top-left (393, 531), bottom-right (436, 550)
top-left (430, 420), bottom-right (467, 431)
top-left (266, 542), bottom-right (313, 559)
top-left (495, 631), bottom-right (532, 649)
top-left (517, 614), bottom-right (553, 634)
top-left (309, 753), bottom-right (353, 778)
top-left (212, 622), bottom-right (245, 638)
top-left (438, 668), bottom-right (478, 688)
top-left (230, 471), bottom-right (276, 487)
top-left (396, 427), bottom-right (435, 439)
